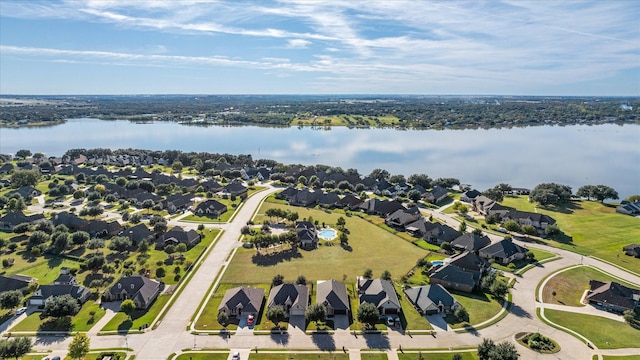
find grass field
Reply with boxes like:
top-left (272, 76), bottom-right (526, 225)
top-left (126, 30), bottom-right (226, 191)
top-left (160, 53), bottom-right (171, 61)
top-left (101, 294), bottom-right (171, 332)
top-left (10, 300), bottom-right (105, 332)
top-left (445, 292), bottom-right (503, 329)
top-left (174, 353), bottom-right (229, 360)
top-left (398, 352), bottom-right (478, 360)
top-left (500, 196), bottom-right (640, 273)
top-left (248, 353), bottom-right (349, 360)
top-left (360, 353), bottom-right (388, 360)
top-left (542, 265), bottom-right (640, 306)
top-left (602, 356), bottom-right (640, 360)
top-left (223, 204), bottom-right (427, 283)
top-left (544, 309), bottom-right (640, 349)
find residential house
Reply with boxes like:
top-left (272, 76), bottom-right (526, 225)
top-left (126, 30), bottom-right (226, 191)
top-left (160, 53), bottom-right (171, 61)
top-left (357, 278), bottom-right (401, 315)
top-left (479, 239), bottom-right (529, 265)
top-left (9, 186), bottom-right (42, 200)
top-left (103, 275), bottom-right (162, 309)
top-left (428, 264), bottom-right (476, 293)
top-left (156, 226), bottom-right (201, 250)
top-left (451, 233), bottom-right (491, 252)
top-left (201, 180), bottom-right (224, 193)
top-left (336, 194), bottom-right (363, 210)
top-left (623, 244), bottom-right (640, 258)
top-left (423, 186), bottom-right (448, 204)
top-left (121, 223), bottom-right (155, 245)
top-left (29, 271), bottom-right (91, 307)
top-left (472, 196), bottom-right (510, 217)
top-left (404, 284), bottom-right (461, 315)
top-left (163, 193), bottom-right (193, 213)
top-left (0, 274), bottom-right (33, 295)
top-left (296, 221), bottom-right (318, 249)
top-left (52, 212), bottom-right (123, 237)
top-left (218, 286), bottom-right (265, 318)
top-left (445, 251), bottom-right (490, 285)
top-left (267, 283), bottom-right (309, 316)
top-left (586, 280), bottom-right (640, 314)
top-left (460, 189), bottom-right (481, 203)
top-left (289, 188), bottom-right (322, 207)
top-left (316, 279), bottom-right (350, 316)
top-left (317, 192), bottom-right (341, 208)
top-left (222, 181), bottom-right (248, 197)
top-left (193, 199), bottom-right (227, 217)
top-left (0, 211), bottom-right (45, 231)
top-left (423, 222), bottom-right (462, 245)
top-left (0, 163), bottom-right (15, 174)
top-left (53, 267), bottom-right (77, 285)
top-left (385, 207), bottom-right (421, 231)
top-left (616, 201), bottom-right (640, 215)
top-left (358, 199), bottom-right (405, 218)
top-left (501, 210), bottom-right (556, 230)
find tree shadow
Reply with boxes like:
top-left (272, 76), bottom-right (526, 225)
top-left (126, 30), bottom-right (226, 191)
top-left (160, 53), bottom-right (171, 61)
top-left (340, 244), bottom-right (353, 252)
top-left (251, 248), bottom-right (302, 266)
top-left (33, 336), bottom-right (66, 346)
top-left (510, 303), bottom-right (532, 319)
top-left (269, 331), bottom-right (290, 346)
top-left (311, 333), bottom-right (336, 351)
top-left (363, 333), bottom-right (390, 350)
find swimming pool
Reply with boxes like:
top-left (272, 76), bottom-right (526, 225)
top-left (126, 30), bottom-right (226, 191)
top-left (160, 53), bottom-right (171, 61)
top-left (431, 260), bottom-right (444, 267)
top-left (318, 228), bottom-right (338, 240)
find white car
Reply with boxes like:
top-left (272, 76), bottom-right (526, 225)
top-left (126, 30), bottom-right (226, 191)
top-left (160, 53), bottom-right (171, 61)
top-left (386, 316), bottom-right (395, 327)
top-left (15, 307), bottom-right (27, 315)
top-left (232, 352), bottom-right (240, 360)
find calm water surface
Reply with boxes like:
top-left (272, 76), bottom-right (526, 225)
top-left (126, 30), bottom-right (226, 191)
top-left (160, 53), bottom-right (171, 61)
top-left (1, 119), bottom-right (638, 198)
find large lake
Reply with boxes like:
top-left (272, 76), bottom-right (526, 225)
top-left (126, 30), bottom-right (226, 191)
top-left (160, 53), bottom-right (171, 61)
top-left (1, 119), bottom-right (638, 199)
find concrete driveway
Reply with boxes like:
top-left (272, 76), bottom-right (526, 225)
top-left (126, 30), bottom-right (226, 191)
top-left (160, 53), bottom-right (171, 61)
top-left (426, 314), bottom-right (450, 331)
top-left (288, 315), bottom-right (307, 333)
top-left (332, 315), bottom-right (349, 330)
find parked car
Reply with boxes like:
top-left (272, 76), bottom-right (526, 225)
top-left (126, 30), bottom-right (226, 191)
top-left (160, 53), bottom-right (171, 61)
top-left (247, 314), bottom-right (255, 326)
top-left (15, 307), bottom-right (27, 315)
top-left (232, 352), bottom-right (240, 360)
top-left (52, 356), bottom-right (61, 360)
top-left (386, 315), bottom-right (395, 327)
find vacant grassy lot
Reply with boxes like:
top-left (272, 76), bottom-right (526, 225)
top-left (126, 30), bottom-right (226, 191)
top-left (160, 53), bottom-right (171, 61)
top-left (174, 353), bottom-right (229, 360)
top-left (500, 196), bottom-right (640, 273)
top-left (224, 204), bottom-right (427, 283)
top-left (445, 291), bottom-right (503, 329)
top-left (101, 294), bottom-right (171, 332)
top-left (544, 309), bottom-right (640, 349)
top-left (398, 352), bottom-right (478, 360)
top-left (542, 266), bottom-right (640, 306)
top-left (249, 353), bottom-right (349, 360)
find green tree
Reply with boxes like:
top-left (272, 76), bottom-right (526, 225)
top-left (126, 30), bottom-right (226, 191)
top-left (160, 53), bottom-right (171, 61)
top-left (336, 216), bottom-right (346, 230)
top-left (489, 341), bottom-right (520, 360)
top-left (454, 306), bottom-right (469, 322)
top-left (266, 305), bottom-right (287, 328)
top-left (295, 275), bottom-right (307, 285)
top-left (120, 299), bottom-right (136, 319)
top-left (363, 268), bottom-right (373, 279)
top-left (68, 333), bottom-right (90, 360)
top-left (305, 303), bottom-right (327, 326)
top-left (10, 170), bottom-right (41, 188)
top-left (44, 294), bottom-right (80, 317)
top-left (503, 220), bottom-right (520, 232)
top-left (490, 280), bottom-right (509, 299)
top-left (530, 183), bottom-right (572, 206)
top-left (70, 231), bottom-right (90, 246)
top-left (217, 311), bottom-right (229, 327)
top-left (408, 173), bottom-right (432, 188)
top-left (272, 274), bottom-right (285, 286)
top-left (108, 236), bottom-right (132, 252)
top-left (356, 302), bottom-right (379, 329)
top-left (458, 221), bottom-right (467, 232)
top-left (15, 149), bottom-right (32, 158)
top-left (407, 189), bottom-right (421, 202)
top-left (483, 187), bottom-right (504, 202)
top-left (0, 290), bottom-right (22, 310)
top-left (381, 270), bottom-right (392, 281)
top-left (477, 338), bottom-right (495, 360)
top-left (0, 337), bottom-right (32, 359)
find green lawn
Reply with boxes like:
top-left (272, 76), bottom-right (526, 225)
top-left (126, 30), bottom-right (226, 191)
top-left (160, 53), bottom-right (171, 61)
top-left (360, 353), bottom-right (388, 360)
top-left (544, 309), bottom-right (640, 349)
top-left (10, 300), bottom-right (105, 332)
top-left (500, 196), bottom-right (640, 273)
top-left (395, 285), bottom-right (432, 330)
top-left (174, 353), bottom-right (229, 360)
top-left (542, 266), bottom-right (640, 306)
top-left (398, 352), bottom-right (478, 360)
top-left (225, 204), bottom-right (427, 283)
top-left (445, 292), bottom-right (503, 329)
top-left (101, 294), bottom-right (171, 332)
top-left (249, 353), bottom-right (349, 360)
top-left (602, 356), bottom-right (640, 360)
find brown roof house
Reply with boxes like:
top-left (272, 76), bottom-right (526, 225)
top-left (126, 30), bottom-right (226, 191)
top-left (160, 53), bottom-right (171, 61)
top-left (218, 286), bottom-right (265, 318)
top-left (104, 275), bottom-right (162, 309)
top-left (586, 280), bottom-right (640, 314)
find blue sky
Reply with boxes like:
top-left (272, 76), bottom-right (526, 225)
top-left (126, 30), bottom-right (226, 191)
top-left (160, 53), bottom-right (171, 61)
top-left (1, 0), bottom-right (638, 95)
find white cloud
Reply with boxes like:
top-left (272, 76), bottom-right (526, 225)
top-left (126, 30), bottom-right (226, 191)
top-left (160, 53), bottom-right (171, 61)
top-left (287, 39), bottom-right (311, 49)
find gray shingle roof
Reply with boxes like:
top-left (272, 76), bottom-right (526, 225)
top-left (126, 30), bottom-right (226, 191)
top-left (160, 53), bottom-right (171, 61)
top-left (404, 284), bottom-right (458, 313)
top-left (218, 286), bottom-right (265, 314)
top-left (316, 279), bottom-right (350, 312)
top-left (357, 278), bottom-right (400, 309)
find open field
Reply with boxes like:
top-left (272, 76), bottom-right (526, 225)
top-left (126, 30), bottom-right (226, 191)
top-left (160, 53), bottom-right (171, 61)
top-left (542, 265), bottom-right (640, 306)
top-left (398, 352), bottom-right (478, 360)
top-left (223, 204), bottom-right (427, 283)
top-left (445, 291), bottom-right (503, 329)
top-left (544, 309), bottom-right (640, 349)
top-left (500, 196), bottom-right (640, 273)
